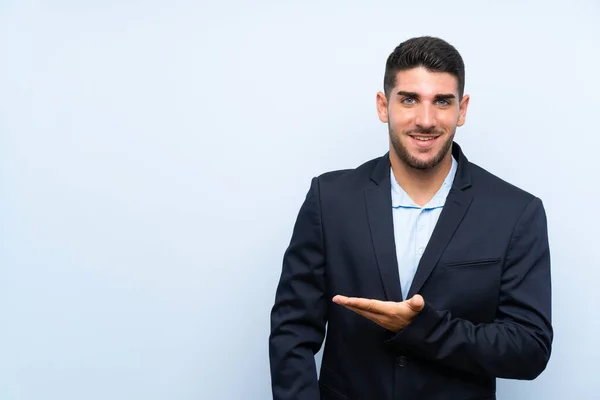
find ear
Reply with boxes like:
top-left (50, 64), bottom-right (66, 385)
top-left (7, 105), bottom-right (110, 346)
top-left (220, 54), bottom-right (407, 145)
top-left (376, 92), bottom-right (389, 123)
top-left (457, 94), bottom-right (470, 127)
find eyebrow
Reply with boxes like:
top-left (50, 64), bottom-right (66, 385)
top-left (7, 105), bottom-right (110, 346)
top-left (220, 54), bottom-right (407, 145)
top-left (396, 91), bottom-right (456, 101)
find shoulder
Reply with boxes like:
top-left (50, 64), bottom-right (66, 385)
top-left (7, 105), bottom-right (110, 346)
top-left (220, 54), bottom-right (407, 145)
top-left (313, 155), bottom-right (383, 193)
top-left (467, 161), bottom-right (542, 210)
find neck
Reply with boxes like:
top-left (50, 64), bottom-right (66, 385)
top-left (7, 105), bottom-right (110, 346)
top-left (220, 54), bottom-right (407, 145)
top-left (390, 150), bottom-right (452, 207)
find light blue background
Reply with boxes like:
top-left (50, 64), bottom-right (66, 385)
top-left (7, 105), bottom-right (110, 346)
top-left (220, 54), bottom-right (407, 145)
top-left (1, 1), bottom-right (598, 399)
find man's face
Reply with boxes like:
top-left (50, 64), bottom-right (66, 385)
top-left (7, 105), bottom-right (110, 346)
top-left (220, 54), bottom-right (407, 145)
top-left (376, 67), bottom-right (470, 170)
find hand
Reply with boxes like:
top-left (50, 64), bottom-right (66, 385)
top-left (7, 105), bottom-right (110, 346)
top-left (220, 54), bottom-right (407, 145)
top-left (332, 294), bottom-right (425, 333)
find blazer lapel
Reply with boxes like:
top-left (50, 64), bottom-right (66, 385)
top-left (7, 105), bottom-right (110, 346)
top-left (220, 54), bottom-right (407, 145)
top-left (406, 190), bottom-right (473, 298)
top-left (406, 142), bottom-right (474, 298)
top-left (365, 154), bottom-right (403, 302)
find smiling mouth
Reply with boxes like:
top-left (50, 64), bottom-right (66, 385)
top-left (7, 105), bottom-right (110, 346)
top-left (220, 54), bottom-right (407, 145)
top-left (410, 135), bottom-right (440, 141)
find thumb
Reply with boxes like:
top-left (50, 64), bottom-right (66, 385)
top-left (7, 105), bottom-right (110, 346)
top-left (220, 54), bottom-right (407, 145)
top-left (407, 294), bottom-right (425, 312)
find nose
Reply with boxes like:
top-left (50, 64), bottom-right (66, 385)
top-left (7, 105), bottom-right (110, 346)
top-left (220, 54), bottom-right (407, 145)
top-left (415, 104), bottom-right (437, 130)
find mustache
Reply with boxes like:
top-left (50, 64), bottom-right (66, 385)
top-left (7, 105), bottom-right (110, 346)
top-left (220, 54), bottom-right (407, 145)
top-left (405, 128), bottom-right (444, 136)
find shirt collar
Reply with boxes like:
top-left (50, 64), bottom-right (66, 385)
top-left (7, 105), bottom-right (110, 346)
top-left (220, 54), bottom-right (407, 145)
top-left (391, 156), bottom-right (458, 210)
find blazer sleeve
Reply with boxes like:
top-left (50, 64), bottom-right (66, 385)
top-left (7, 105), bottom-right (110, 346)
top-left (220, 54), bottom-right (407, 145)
top-left (269, 177), bottom-right (328, 400)
top-left (387, 197), bottom-right (553, 380)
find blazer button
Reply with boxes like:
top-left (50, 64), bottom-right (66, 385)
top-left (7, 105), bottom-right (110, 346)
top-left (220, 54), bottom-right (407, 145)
top-left (396, 356), bottom-right (407, 367)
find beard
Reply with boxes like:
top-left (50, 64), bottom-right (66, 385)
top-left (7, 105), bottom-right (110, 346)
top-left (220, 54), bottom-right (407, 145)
top-left (389, 127), bottom-right (455, 170)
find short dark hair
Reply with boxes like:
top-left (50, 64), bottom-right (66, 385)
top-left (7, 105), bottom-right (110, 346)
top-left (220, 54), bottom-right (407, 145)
top-left (383, 36), bottom-right (465, 100)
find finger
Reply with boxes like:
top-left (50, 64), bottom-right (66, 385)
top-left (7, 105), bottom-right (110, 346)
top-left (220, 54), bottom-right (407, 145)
top-left (332, 295), bottom-right (349, 304)
top-left (333, 295), bottom-right (367, 308)
top-left (406, 294), bottom-right (425, 312)
top-left (333, 296), bottom-right (389, 314)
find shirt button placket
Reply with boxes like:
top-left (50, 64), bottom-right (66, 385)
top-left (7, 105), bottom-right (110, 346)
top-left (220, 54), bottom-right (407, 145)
top-left (417, 210), bottom-right (425, 256)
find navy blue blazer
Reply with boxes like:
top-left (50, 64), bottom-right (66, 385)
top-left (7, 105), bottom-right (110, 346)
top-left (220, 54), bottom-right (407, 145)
top-left (269, 142), bottom-right (552, 400)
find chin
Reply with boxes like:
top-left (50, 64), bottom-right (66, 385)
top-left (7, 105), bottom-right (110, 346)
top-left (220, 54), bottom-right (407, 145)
top-left (410, 157), bottom-right (441, 170)
top-left (402, 146), bottom-right (451, 170)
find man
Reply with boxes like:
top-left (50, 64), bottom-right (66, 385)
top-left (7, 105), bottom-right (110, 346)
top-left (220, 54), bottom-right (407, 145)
top-left (269, 36), bottom-right (552, 400)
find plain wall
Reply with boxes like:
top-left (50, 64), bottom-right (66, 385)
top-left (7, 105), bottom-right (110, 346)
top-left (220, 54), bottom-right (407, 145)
top-left (1, 0), bottom-right (599, 399)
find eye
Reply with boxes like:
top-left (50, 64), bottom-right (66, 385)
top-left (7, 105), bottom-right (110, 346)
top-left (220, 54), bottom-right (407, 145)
top-left (435, 99), bottom-right (450, 106)
top-left (401, 97), bottom-right (416, 104)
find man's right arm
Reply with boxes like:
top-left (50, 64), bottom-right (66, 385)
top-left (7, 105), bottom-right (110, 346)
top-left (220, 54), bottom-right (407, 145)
top-left (269, 177), bottom-right (328, 400)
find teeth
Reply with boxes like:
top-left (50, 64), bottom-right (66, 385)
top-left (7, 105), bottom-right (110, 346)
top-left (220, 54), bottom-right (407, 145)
top-left (414, 137), bottom-right (435, 141)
